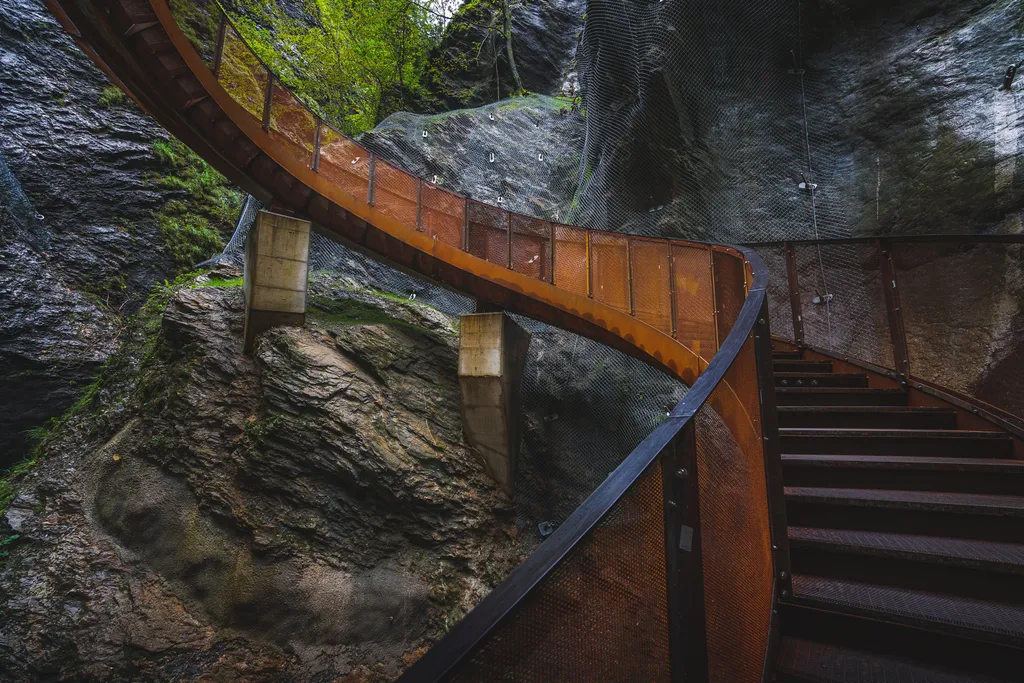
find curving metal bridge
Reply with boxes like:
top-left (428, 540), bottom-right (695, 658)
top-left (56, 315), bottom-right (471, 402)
top-left (45, 1), bottom-right (1024, 681)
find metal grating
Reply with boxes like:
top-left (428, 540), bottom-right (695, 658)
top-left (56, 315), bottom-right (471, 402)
top-left (510, 214), bottom-right (552, 282)
top-left (445, 463), bottom-right (670, 682)
top-left (631, 239), bottom-right (672, 334)
top-left (268, 82), bottom-right (315, 168)
top-left (217, 26), bottom-right (266, 122)
top-left (756, 245), bottom-right (794, 344)
top-left (590, 232), bottom-right (630, 313)
top-left (553, 225), bottom-right (588, 296)
top-left (672, 244), bottom-right (717, 362)
top-left (420, 184), bottom-right (465, 249)
top-left (696, 338), bottom-right (774, 683)
top-left (317, 127), bottom-right (370, 201)
top-left (374, 160), bottom-right (419, 230)
top-left (467, 200), bottom-right (508, 267)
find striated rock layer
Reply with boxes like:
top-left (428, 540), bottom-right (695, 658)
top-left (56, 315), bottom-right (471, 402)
top-left (0, 274), bottom-right (521, 681)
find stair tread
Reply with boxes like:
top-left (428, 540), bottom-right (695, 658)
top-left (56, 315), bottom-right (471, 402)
top-left (783, 454), bottom-right (1024, 472)
top-left (777, 373), bottom-right (867, 378)
top-left (777, 406), bottom-right (954, 414)
top-left (777, 635), bottom-right (1011, 683)
top-left (781, 428), bottom-right (1010, 439)
top-left (791, 574), bottom-right (1024, 642)
top-left (788, 527), bottom-right (1024, 573)
top-left (785, 487), bottom-right (1024, 515)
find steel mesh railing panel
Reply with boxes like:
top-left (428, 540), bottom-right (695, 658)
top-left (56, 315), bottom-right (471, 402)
top-left (757, 246), bottom-right (794, 344)
top-left (374, 161), bottom-right (419, 230)
top-left (631, 239), bottom-right (672, 334)
top-left (510, 214), bottom-right (552, 282)
top-left (318, 127), bottom-right (370, 202)
top-left (713, 251), bottom-right (746, 344)
top-left (894, 242), bottom-right (1024, 422)
top-left (217, 26), bottom-right (267, 122)
top-left (671, 245), bottom-right (717, 362)
top-left (168, 0), bottom-right (220, 68)
top-left (445, 462), bottom-right (670, 682)
top-left (553, 226), bottom-right (588, 296)
top-left (696, 336), bottom-right (774, 683)
top-left (795, 243), bottom-right (893, 369)
top-left (421, 184), bottom-right (465, 249)
top-left (268, 82), bottom-right (315, 168)
top-left (468, 201), bottom-right (509, 267)
top-left (591, 233), bottom-right (630, 313)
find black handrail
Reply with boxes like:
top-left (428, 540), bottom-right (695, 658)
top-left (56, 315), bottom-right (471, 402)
top-left (398, 247), bottom-right (774, 682)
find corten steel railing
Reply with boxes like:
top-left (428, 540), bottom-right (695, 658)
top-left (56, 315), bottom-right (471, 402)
top-left (47, 0), bottom-right (792, 679)
top-left (753, 236), bottom-right (1024, 436)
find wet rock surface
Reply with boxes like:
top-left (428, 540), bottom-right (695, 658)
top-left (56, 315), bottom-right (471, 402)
top-left (0, 279), bottom-right (521, 681)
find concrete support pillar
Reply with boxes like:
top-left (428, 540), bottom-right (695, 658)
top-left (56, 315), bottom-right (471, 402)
top-left (458, 312), bottom-right (531, 495)
top-left (243, 210), bottom-right (311, 352)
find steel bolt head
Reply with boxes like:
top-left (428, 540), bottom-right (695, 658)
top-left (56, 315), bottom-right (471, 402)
top-left (779, 571), bottom-right (788, 579)
top-left (676, 468), bottom-right (688, 479)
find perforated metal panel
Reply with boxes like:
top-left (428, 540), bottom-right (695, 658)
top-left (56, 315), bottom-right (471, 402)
top-left (268, 82), bottom-right (315, 168)
top-left (374, 160), bottom-right (419, 230)
top-left (672, 245), bottom-right (717, 362)
top-left (756, 245), bottom-right (794, 343)
top-left (696, 337), bottom-right (774, 683)
top-left (445, 463), bottom-right (670, 683)
top-left (511, 215), bottom-right (552, 282)
top-left (318, 127), bottom-right (370, 201)
top-left (468, 200), bottom-right (509, 267)
top-left (217, 27), bottom-right (266, 121)
top-left (591, 232), bottom-right (630, 312)
top-left (554, 225), bottom-right (588, 296)
top-left (632, 239), bottom-right (672, 334)
top-left (713, 250), bottom-right (746, 344)
top-left (421, 184), bottom-right (465, 249)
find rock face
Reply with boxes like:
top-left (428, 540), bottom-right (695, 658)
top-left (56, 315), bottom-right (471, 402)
top-left (427, 0), bottom-right (585, 109)
top-left (0, 277), bottom-right (520, 681)
top-left (0, 0), bottom-right (239, 461)
top-left (566, 0), bottom-right (1024, 241)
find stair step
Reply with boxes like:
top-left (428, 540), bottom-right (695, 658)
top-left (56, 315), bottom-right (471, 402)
top-left (777, 406), bottom-right (957, 429)
top-left (776, 636), bottom-right (1011, 683)
top-left (781, 428), bottom-right (1014, 459)
top-left (782, 454), bottom-right (1024, 494)
top-left (776, 373), bottom-right (868, 388)
top-left (790, 574), bottom-right (1024, 648)
top-left (775, 387), bottom-right (908, 407)
top-left (774, 359), bottom-right (833, 373)
top-left (789, 527), bottom-right (1024, 576)
top-left (773, 349), bottom-right (804, 360)
top-left (785, 487), bottom-right (1024, 542)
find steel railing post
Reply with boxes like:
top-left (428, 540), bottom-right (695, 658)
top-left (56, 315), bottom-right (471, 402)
top-left (627, 237), bottom-right (636, 315)
top-left (784, 241), bottom-right (804, 346)
top-left (212, 10), bottom-right (227, 78)
top-left (415, 179), bottom-right (423, 232)
top-left (462, 198), bottom-right (470, 251)
top-left (878, 239), bottom-right (911, 384)
top-left (311, 117), bottom-right (321, 172)
top-left (709, 247), bottom-right (720, 352)
top-left (548, 222), bottom-right (556, 285)
top-left (367, 153), bottom-right (376, 206)
top-left (751, 297), bottom-right (792, 655)
top-left (586, 231), bottom-right (593, 298)
top-left (663, 419), bottom-right (709, 683)
top-left (668, 245), bottom-right (678, 339)
top-left (506, 211), bottom-right (513, 269)
top-left (261, 73), bottom-right (273, 131)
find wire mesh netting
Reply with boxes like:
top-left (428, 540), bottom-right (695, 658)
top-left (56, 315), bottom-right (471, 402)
top-left (446, 461), bottom-right (671, 682)
top-left (893, 241), bottom-right (1024, 425)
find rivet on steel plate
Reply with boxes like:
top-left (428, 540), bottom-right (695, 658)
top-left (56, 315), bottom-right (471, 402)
top-left (676, 468), bottom-right (688, 479)
top-left (668, 500), bottom-right (678, 508)
top-left (780, 571), bottom-right (788, 579)
top-left (781, 590), bottom-right (790, 597)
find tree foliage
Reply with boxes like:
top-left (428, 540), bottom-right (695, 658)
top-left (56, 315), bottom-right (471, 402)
top-left (228, 0), bottom-right (445, 134)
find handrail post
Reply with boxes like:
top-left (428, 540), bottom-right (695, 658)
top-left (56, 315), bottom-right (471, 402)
top-left (784, 241), bottom-right (804, 347)
top-left (367, 153), bottom-right (376, 206)
top-left (311, 117), bottom-right (322, 172)
top-left (663, 420), bottom-right (708, 683)
top-left (708, 247), bottom-right (720, 352)
top-left (212, 10), bottom-right (227, 78)
top-left (751, 298), bottom-right (791, 676)
top-left (462, 198), bottom-right (470, 251)
top-left (261, 73), bottom-right (273, 132)
top-left (506, 211), bottom-right (513, 269)
top-left (586, 231), bottom-right (593, 298)
top-left (878, 239), bottom-right (911, 384)
top-left (668, 246), bottom-right (678, 339)
top-left (627, 237), bottom-right (635, 315)
top-left (548, 222), bottom-right (556, 285)
top-left (415, 179), bottom-right (423, 232)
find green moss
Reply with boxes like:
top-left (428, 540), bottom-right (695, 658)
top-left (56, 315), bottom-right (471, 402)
top-left (98, 84), bottom-right (130, 109)
top-left (150, 138), bottom-right (242, 270)
top-left (196, 276), bottom-right (243, 288)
